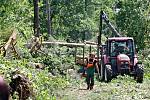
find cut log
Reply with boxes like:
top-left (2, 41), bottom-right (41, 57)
top-left (25, 41), bottom-right (98, 48)
top-left (4, 30), bottom-right (17, 51)
top-left (84, 41), bottom-right (98, 45)
top-left (0, 30), bottom-right (20, 58)
top-left (42, 41), bottom-right (97, 47)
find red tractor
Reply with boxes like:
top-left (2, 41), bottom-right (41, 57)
top-left (98, 11), bottom-right (144, 83)
top-left (100, 37), bottom-right (144, 83)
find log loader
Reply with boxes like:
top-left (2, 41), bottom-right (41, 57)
top-left (98, 11), bottom-right (144, 83)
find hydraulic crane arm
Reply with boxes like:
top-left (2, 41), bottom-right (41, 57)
top-left (98, 11), bottom-right (121, 46)
top-left (101, 11), bottom-right (121, 37)
top-left (97, 11), bottom-right (121, 65)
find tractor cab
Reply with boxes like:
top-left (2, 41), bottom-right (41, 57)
top-left (106, 37), bottom-right (135, 74)
top-left (108, 38), bottom-right (134, 57)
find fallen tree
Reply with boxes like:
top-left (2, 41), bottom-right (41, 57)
top-left (0, 30), bottom-right (20, 58)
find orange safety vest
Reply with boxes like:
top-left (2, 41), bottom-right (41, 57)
top-left (87, 63), bottom-right (94, 68)
top-left (87, 59), bottom-right (95, 68)
top-left (87, 59), bottom-right (96, 68)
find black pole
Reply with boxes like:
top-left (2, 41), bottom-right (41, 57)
top-left (97, 11), bottom-right (103, 67)
top-left (89, 45), bottom-right (91, 54)
top-left (98, 11), bottom-right (103, 46)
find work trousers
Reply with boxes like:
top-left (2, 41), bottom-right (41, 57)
top-left (86, 73), bottom-right (94, 86)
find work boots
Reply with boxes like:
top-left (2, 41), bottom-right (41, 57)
top-left (87, 85), bottom-right (93, 90)
top-left (87, 85), bottom-right (90, 90)
top-left (90, 86), bottom-right (93, 90)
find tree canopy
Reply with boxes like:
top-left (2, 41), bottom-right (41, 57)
top-left (0, 0), bottom-right (149, 49)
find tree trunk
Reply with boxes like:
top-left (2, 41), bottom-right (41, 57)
top-left (34, 0), bottom-right (40, 37)
top-left (46, 0), bottom-right (51, 35)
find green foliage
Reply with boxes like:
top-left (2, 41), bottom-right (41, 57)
top-left (39, 0), bottom-right (101, 41)
top-left (0, 0), bottom-right (33, 41)
top-left (0, 28), bottom-right (13, 43)
top-left (32, 46), bottom-right (77, 76)
top-left (0, 55), bottom-right (68, 99)
top-left (116, 0), bottom-right (149, 49)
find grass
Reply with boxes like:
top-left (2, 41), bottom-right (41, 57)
top-left (56, 57), bottom-right (150, 100)
top-left (56, 74), bottom-right (150, 100)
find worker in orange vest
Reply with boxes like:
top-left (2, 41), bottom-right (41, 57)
top-left (86, 53), bottom-right (99, 90)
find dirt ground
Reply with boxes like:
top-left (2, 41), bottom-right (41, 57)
top-left (56, 72), bottom-right (150, 100)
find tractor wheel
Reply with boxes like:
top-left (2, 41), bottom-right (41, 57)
top-left (135, 64), bottom-right (144, 83)
top-left (104, 65), bottom-right (112, 82)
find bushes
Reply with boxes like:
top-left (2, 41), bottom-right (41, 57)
top-left (0, 53), bottom-right (69, 99)
top-left (32, 46), bottom-right (77, 76)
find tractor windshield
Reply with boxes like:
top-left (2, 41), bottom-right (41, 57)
top-left (110, 39), bottom-right (134, 57)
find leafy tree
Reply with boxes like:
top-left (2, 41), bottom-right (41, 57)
top-left (40, 0), bottom-right (100, 41)
top-left (116, 0), bottom-right (149, 49)
top-left (0, 0), bottom-right (34, 40)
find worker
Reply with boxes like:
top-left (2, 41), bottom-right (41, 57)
top-left (113, 42), bottom-right (129, 55)
top-left (0, 76), bottom-right (10, 100)
top-left (86, 53), bottom-right (99, 90)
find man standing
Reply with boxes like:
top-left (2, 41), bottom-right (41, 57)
top-left (86, 53), bottom-right (99, 90)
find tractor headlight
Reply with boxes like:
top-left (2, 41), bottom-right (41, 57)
top-left (124, 62), bottom-right (129, 64)
top-left (121, 62), bottom-right (129, 64)
top-left (121, 62), bottom-right (124, 64)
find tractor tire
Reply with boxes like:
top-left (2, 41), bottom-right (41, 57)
top-left (104, 65), bottom-right (112, 82)
top-left (135, 64), bottom-right (144, 83)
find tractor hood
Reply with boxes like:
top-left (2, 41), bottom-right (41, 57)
top-left (117, 54), bottom-right (130, 62)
